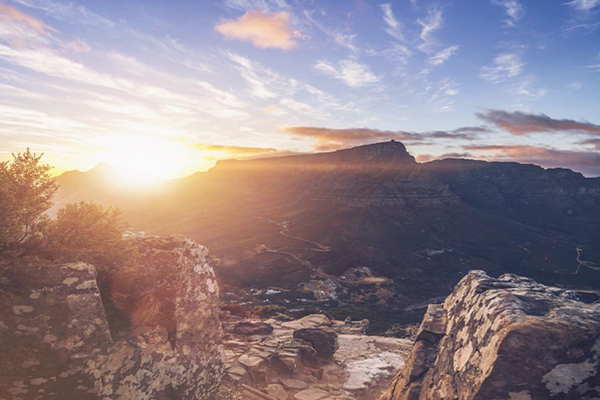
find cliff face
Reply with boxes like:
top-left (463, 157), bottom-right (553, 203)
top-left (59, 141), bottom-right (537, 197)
top-left (380, 271), bottom-right (600, 400)
top-left (0, 235), bottom-right (224, 400)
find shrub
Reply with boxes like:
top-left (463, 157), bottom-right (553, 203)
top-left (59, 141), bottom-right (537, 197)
top-left (251, 304), bottom-right (289, 318)
top-left (0, 149), bottom-right (57, 257)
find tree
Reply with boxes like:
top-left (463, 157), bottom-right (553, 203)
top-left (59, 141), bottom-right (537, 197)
top-left (45, 202), bottom-right (133, 269)
top-left (0, 149), bottom-right (57, 256)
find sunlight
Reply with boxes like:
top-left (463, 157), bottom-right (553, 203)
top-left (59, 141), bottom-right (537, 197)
top-left (101, 137), bottom-right (197, 183)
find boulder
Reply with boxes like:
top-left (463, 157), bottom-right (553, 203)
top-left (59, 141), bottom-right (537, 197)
top-left (294, 328), bottom-right (339, 360)
top-left (267, 383), bottom-right (289, 400)
top-left (232, 321), bottom-right (274, 335)
top-left (0, 235), bottom-right (224, 400)
top-left (380, 270), bottom-right (600, 400)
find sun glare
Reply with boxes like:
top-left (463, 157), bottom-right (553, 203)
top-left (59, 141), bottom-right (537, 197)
top-left (101, 137), bottom-right (198, 185)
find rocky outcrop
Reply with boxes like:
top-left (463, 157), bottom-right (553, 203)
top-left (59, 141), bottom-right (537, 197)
top-left (217, 314), bottom-right (412, 400)
top-left (0, 235), bottom-right (224, 400)
top-left (380, 270), bottom-right (600, 400)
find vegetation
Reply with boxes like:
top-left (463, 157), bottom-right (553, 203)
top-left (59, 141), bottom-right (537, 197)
top-left (251, 304), bottom-right (289, 318)
top-left (0, 149), bottom-right (132, 270)
top-left (0, 149), bottom-right (57, 257)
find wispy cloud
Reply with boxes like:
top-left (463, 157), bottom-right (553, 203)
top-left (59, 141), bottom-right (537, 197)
top-left (480, 52), bottom-right (525, 82)
top-left (565, 0), bottom-right (600, 12)
top-left (216, 11), bottom-right (298, 49)
top-left (282, 125), bottom-right (480, 151)
top-left (476, 109), bottom-right (600, 135)
top-left (428, 45), bottom-right (459, 65)
top-left (0, 1), bottom-right (57, 47)
top-left (314, 59), bottom-right (379, 88)
top-left (417, 6), bottom-right (443, 53)
top-left (380, 3), bottom-right (404, 41)
top-left (491, 0), bottom-right (525, 27)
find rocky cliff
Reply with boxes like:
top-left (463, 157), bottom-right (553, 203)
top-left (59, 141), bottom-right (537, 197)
top-left (0, 235), bottom-right (224, 400)
top-left (380, 271), bottom-right (600, 400)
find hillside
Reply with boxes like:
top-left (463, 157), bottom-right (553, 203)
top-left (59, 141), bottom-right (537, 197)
top-left (55, 141), bottom-right (600, 326)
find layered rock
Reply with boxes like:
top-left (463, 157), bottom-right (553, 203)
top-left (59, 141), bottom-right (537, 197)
top-left (380, 271), bottom-right (600, 400)
top-left (217, 314), bottom-right (412, 400)
top-left (0, 235), bottom-right (224, 400)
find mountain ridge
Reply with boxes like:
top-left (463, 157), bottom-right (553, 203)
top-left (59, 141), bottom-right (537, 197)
top-left (53, 141), bottom-right (600, 327)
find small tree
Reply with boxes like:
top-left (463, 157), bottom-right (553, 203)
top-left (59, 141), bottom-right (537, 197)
top-left (0, 149), bottom-right (57, 256)
top-left (45, 202), bottom-right (133, 269)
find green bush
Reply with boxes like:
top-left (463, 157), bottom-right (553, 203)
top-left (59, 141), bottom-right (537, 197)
top-left (251, 304), bottom-right (289, 318)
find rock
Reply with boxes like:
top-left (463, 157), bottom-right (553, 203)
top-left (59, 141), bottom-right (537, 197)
top-left (380, 270), bottom-right (600, 400)
top-left (294, 328), bottom-right (338, 360)
top-left (282, 314), bottom-right (332, 330)
top-left (267, 383), bottom-right (289, 400)
top-left (232, 321), bottom-right (274, 335)
top-left (0, 235), bottom-right (224, 400)
top-left (293, 388), bottom-right (332, 400)
top-left (281, 378), bottom-right (309, 390)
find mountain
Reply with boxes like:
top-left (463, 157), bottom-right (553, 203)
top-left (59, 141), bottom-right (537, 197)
top-left (55, 141), bottom-right (600, 327)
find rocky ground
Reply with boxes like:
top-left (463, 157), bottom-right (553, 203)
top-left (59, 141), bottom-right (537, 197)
top-left (215, 314), bottom-right (413, 400)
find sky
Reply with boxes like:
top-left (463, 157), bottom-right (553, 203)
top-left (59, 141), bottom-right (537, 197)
top-left (0, 0), bottom-right (599, 178)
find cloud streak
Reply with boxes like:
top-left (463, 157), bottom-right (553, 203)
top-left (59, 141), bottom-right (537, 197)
top-left (480, 52), bottom-right (525, 83)
top-left (491, 0), bottom-right (525, 26)
top-left (314, 59), bottom-right (379, 88)
top-left (428, 45), bottom-right (459, 65)
top-left (381, 3), bottom-right (404, 41)
top-left (476, 109), bottom-right (600, 135)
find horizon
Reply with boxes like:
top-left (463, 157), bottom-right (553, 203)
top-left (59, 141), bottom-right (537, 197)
top-left (56, 139), bottom-right (600, 182)
top-left (1, 0), bottom-right (599, 179)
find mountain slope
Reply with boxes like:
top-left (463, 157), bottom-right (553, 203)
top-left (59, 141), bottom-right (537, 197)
top-left (55, 141), bottom-right (600, 324)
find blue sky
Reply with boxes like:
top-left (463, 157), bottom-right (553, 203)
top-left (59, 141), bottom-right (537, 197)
top-left (0, 0), bottom-right (599, 177)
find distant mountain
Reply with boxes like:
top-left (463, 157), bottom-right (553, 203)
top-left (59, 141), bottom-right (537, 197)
top-left (55, 141), bottom-right (600, 325)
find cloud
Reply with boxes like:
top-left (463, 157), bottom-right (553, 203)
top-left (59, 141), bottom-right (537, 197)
top-left (566, 0), bottom-right (600, 12)
top-left (215, 11), bottom-right (297, 49)
top-left (578, 138), bottom-right (600, 149)
top-left (428, 45), bottom-right (459, 65)
top-left (381, 3), bottom-right (404, 41)
top-left (476, 109), bottom-right (600, 136)
top-left (314, 59), bottom-right (379, 87)
top-left (0, 1), bottom-right (57, 47)
top-left (480, 53), bottom-right (525, 83)
top-left (282, 126), bottom-right (481, 151)
top-left (417, 6), bottom-right (443, 53)
top-left (62, 38), bottom-right (90, 53)
top-left (491, 0), bottom-right (524, 27)
top-left (464, 144), bottom-right (600, 176)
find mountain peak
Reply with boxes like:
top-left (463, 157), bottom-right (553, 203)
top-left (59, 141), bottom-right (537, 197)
top-left (330, 140), bottom-right (416, 164)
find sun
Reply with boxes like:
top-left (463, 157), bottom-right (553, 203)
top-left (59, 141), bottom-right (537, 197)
top-left (100, 137), bottom-right (198, 185)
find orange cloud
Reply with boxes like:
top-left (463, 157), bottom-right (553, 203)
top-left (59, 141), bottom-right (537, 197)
top-left (0, 1), bottom-right (57, 47)
top-left (216, 11), bottom-right (296, 49)
top-left (476, 110), bottom-right (600, 136)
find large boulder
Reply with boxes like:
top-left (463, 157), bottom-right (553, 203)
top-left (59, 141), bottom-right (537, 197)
top-left (0, 235), bottom-right (224, 400)
top-left (380, 270), bottom-right (600, 400)
top-left (293, 328), bottom-right (338, 360)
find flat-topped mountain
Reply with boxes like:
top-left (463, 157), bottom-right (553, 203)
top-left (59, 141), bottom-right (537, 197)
top-left (55, 142), bottom-right (600, 328)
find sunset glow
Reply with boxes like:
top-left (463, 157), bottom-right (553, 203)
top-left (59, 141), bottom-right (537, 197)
top-left (0, 0), bottom-right (599, 176)
top-left (101, 137), bottom-right (199, 181)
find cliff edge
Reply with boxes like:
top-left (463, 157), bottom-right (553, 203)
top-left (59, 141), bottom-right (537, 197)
top-left (0, 235), bottom-right (224, 400)
top-left (380, 270), bottom-right (600, 400)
